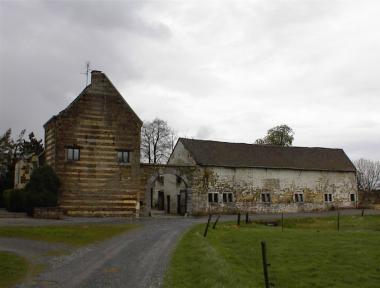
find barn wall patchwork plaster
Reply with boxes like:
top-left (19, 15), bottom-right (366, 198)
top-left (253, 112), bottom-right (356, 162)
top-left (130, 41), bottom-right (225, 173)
top-left (190, 166), bottom-right (358, 215)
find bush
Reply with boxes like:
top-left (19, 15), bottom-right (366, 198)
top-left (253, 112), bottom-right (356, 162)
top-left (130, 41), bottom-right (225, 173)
top-left (0, 170), bottom-right (15, 208)
top-left (24, 165), bottom-right (60, 215)
top-left (3, 188), bottom-right (26, 212)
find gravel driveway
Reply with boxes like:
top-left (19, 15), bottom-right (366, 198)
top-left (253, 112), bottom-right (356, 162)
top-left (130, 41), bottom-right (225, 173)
top-left (17, 217), bottom-right (203, 288)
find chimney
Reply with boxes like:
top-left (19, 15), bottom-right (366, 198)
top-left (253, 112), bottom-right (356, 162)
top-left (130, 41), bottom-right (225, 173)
top-left (91, 70), bottom-right (104, 84)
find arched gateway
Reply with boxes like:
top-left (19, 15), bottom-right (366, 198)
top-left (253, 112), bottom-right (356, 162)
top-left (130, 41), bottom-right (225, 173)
top-left (139, 164), bottom-right (195, 216)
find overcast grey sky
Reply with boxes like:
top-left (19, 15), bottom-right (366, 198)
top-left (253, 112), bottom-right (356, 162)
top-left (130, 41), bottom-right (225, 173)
top-left (1, 0), bottom-right (379, 160)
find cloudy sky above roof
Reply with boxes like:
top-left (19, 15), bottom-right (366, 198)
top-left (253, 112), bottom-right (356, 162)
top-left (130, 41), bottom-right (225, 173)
top-left (1, 0), bottom-right (379, 160)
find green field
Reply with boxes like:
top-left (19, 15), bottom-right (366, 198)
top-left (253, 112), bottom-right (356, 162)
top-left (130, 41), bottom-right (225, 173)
top-left (0, 223), bottom-right (138, 246)
top-left (0, 251), bottom-right (29, 288)
top-left (164, 215), bottom-right (380, 288)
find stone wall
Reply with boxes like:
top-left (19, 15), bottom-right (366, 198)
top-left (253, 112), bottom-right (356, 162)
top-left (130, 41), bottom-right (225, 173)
top-left (190, 166), bottom-right (358, 215)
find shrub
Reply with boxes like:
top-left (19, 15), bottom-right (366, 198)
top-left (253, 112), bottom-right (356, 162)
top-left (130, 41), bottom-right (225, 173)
top-left (24, 165), bottom-right (60, 215)
top-left (0, 170), bottom-right (15, 208)
top-left (3, 188), bottom-right (26, 212)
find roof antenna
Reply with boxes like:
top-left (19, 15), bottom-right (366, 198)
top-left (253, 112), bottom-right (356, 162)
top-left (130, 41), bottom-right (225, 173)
top-left (81, 61), bottom-right (91, 86)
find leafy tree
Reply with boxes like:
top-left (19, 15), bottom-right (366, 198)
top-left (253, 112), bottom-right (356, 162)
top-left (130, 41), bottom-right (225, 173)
top-left (24, 165), bottom-right (60, 214)
top-left (0, 129), bottom-right (16, 206)
top-left (22, 132), bottom-right (44, 156)
top-left (354, 159), bottom-right (380, 192)
top-left (141, 118), bottom-right (177, 164)
top-left (0, 129), bottom-right (44, 206)
top-left (255, 124), bottom-right (294, 147)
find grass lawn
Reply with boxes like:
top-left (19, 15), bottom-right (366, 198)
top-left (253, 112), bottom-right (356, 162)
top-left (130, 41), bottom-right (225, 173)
top-left (0, 251), bottom-right (29, 288)
top-left (164, 215), bottom-right (380, 288)
top-left (0, 223), bottom-right (138, 246)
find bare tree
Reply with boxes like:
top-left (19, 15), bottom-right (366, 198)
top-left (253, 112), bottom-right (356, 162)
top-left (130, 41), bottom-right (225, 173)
top-left (141, 118), bottom-right (177, 164)
top-left (354, 158), bottom-right (380, 192)
top-left (255, 124), bottom-right (294, 146)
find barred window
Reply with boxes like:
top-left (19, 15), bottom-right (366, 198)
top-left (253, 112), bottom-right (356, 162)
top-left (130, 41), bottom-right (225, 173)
top-left (222, 192), bottom-right (233, 203)
top-left (324, 193), bottom-right (333, 202)
top-left (208, 192), bottom-right (219, 203)
top-left (294, 193), bottom-right (304, 203)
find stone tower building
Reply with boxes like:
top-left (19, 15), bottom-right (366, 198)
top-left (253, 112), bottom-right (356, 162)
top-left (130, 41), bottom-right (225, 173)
top-left (44, 71), bottom-right (142, 216)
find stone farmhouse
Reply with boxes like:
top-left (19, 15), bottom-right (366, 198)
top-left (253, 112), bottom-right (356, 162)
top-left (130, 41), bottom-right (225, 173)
top-left (43, 71), bottom-right (358, 217)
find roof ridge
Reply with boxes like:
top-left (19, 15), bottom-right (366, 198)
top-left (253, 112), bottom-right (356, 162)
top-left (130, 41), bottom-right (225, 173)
top-left (179, 137), bottom-right (343, 151)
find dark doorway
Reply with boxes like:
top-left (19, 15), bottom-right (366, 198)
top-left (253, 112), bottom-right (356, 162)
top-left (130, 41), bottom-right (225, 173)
top-left (178, 189), bottom-right (187, 215)
top-left (158, 191), bottom-right (165, 210)
top-left (167, 195), bottom-right (170, 214)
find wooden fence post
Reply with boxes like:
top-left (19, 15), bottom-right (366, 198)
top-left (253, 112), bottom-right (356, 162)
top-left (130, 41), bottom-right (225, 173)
top-left (212, 214), bottom-right (220, 229)
top-left (281, 212), bottom-right (284, 232)
top-left (337, 211), bottom-right (340, 232)
top-left (237, 213), bottom-right (241, 226)
top-left (204, 214), bottom-right (212, 237)
top-left (261, 241), bottom-right (270, 288)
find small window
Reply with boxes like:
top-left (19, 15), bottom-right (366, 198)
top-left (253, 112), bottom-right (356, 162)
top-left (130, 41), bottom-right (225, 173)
top-left (324, 193), bottom-right (332, 202)
top-left (350, 193), bottom-right (356, 202)
top-left (67, 148), bottom-right (80, 161)
top-left (294, 193), bottom-right (304, 203)
top-left (208, 192), bottom-right (219, 203)
top-left (222, 192), bottom-right (233, 203)
top-left (117, 151), bottom-right (130, 164)
top-left (261, 193), bottom-right (271, 203)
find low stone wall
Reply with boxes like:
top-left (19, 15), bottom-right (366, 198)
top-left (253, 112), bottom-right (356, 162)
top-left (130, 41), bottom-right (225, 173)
top-left (193, 201), bottom-right (357, 216)
top-left (33, 207), bottom-right (63, 219)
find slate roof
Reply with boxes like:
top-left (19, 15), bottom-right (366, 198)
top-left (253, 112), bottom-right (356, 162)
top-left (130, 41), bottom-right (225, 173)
top-left (179, 138), bottom-right (356, 172)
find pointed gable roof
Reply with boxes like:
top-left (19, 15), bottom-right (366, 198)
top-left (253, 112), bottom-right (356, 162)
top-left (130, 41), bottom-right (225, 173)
top-left (178, 138), bottom-right (356, 172)
top-left (44, 71), bottom-right (142, 127)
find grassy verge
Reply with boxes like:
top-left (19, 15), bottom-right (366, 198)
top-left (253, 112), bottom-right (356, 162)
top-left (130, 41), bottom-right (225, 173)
top-left (164, 215), bottom-right (380, 288)
top-left (0, 251), bottom-right (29, 288)
top-left (0, 223), bottom-right (138, 246)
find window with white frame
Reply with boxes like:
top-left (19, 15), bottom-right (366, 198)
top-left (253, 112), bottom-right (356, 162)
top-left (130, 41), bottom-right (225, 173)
top-left (350, 193), bottom-right (356, 202)
top-left (208, 192), bottom-right (219, 203)
top-left (324, 193), bottom-right (333, 202)
top-left (222, 192), bottom-right (233, 203)
top-left (261, 192), bottom-right (271, 203)
top-left (66, 147), bottom-right (80, 161)
top-left (294, 193), bottom-right (304, 203)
